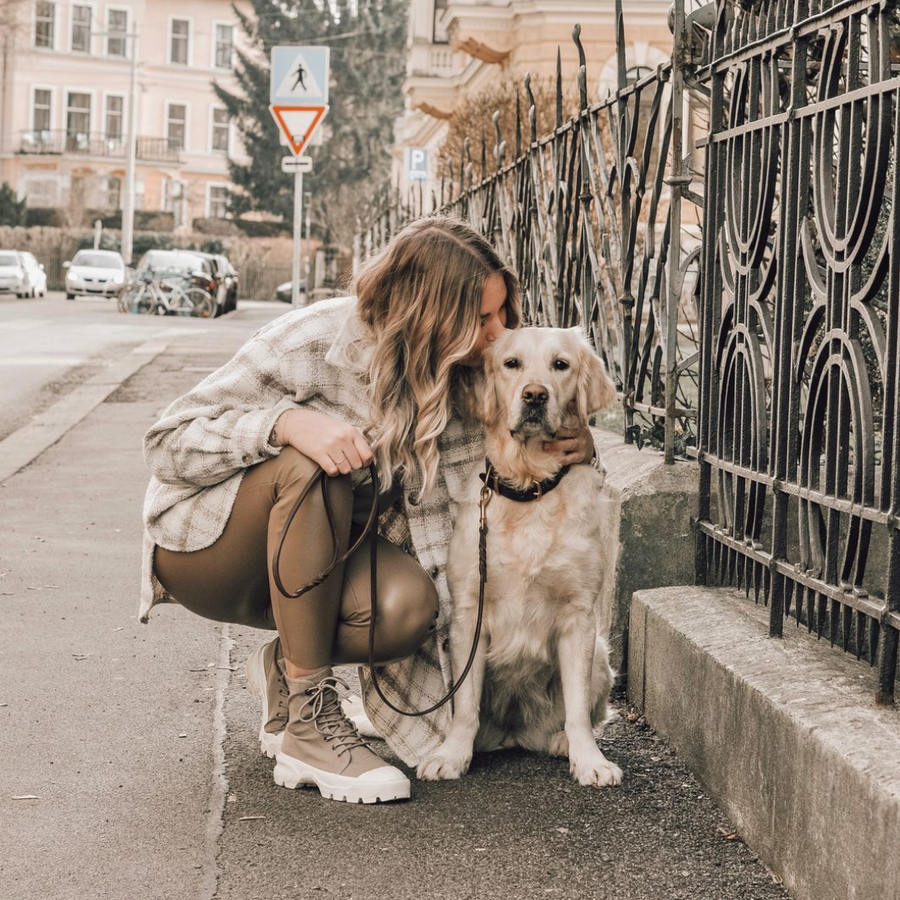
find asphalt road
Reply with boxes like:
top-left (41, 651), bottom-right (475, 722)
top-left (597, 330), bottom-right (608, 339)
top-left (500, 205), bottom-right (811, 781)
top-left (0, 299), bottom-right (792, 900)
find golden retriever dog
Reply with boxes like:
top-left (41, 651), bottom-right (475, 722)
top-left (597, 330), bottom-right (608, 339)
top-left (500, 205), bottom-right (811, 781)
top-left (418, 326), bottom-right (622, 788)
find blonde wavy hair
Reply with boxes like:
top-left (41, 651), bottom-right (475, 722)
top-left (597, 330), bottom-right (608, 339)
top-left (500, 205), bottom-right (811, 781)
top-left (354, 216), bottom-right (521, 498)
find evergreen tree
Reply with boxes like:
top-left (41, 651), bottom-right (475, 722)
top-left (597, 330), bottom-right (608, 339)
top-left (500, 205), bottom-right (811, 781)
top-left (214, 0), bottom-right (408, 247)
top-left (0, 181), bottom-right (26, 227)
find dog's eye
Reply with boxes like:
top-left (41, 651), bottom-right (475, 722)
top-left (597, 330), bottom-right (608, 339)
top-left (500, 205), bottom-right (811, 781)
top-left (552, 359), bottom-right (570, 371)
top-left (503, 358), bottom-right (520, 369)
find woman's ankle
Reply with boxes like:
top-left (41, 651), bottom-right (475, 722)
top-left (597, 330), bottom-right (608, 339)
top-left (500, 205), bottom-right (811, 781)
top-left (284, 659), bottom-right (330, 680)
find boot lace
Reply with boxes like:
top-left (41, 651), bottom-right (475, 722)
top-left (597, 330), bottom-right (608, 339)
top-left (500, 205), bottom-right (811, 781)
top-left (298, 676), bottom-right (369, 757)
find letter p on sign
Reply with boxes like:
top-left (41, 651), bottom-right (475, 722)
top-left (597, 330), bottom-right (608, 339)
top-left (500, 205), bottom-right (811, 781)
top-left (407, 147), bottom-right (429, 182)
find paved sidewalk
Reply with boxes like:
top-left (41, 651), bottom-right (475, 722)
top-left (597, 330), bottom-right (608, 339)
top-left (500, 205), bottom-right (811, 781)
top-left (0, 304), bottom-right (792, 900)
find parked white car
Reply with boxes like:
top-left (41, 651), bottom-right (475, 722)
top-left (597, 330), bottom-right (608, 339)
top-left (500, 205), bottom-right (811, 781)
top-left (0, 250), bottom-right (47, 298)
top-left (64, 250), bottom-right (127, 299)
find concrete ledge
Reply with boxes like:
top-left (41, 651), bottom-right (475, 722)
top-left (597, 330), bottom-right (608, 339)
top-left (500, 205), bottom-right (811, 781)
top-left (629, 586), bottom-right (900, 900)
top-left (592, 428), bottom-right (697, 673)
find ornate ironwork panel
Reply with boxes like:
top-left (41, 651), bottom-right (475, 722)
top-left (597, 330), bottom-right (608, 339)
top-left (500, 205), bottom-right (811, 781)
top-left (358, 7), bottom-right (705, 460)
top-left (697, 0), bottom-right (900, 701)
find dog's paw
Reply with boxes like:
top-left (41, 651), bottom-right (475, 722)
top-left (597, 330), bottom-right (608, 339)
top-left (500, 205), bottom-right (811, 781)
top-left (569, 752), bottom-right (623, 788)
top-left (547, 731), bottom-right (569, 758)
top-left (417, 751), bottom-right (472, 781)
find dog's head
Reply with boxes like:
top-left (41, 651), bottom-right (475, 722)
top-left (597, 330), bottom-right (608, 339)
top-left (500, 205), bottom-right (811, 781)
top-left (481, 327), bottom-right (617, 441)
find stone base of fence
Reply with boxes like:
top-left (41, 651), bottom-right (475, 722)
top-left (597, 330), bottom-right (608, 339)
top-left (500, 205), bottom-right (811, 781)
top-left (591, 428), bottom-right (697, 677)
top-left (629, 586), bottom-right (900, 900)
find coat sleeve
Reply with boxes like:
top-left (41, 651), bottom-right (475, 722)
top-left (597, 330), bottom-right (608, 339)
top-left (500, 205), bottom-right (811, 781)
top-left (143, 323), bottom-right (314, 488)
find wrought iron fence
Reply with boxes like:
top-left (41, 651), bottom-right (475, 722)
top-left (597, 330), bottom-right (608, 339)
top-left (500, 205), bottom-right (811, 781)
top-left (358, 0), bottom-right (900, 702)
top-left (358, 3), bottom-right (707, 462)
top-left (696, 0), bottom-right (900, 702)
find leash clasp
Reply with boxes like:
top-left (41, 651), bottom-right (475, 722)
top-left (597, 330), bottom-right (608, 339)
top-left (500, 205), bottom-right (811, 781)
top-left (479, 480), bottom-right (493, 529)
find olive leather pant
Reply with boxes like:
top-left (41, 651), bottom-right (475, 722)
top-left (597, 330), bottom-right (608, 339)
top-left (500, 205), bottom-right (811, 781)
top-left (154, 447), bottom-right (439, 668)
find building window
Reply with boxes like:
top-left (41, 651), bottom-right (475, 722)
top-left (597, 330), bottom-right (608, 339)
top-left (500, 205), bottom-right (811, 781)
top-left (106, 176), bottom-right (122, 210)
top-left (167, 104), bottom-right (187, 150)
top-left (169, 18), bottom-right (190, 65)
top-left (106, 95), bottom-right (124, 140)
top-left (214, 23), bottom-right (234, 69)
top-left (66, 92), bottom-right (91, 150)
top-left (208, 185), bottom-right (229, 219)
top-left (107, 9), bottom-right (128, 57)
top-left (35, 1), bottom-right (55, 48)
top-left (71, 5), bottom-right (91, 53)
top-left (211, 107), bottom-right (229, 153)
top-left (33, 90), bottom-right (52, 136)
top-left (25, 178), bottom-right (59, 208)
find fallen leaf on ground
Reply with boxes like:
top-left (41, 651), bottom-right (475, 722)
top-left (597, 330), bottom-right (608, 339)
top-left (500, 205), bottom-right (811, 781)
top-left (238, 815), bottom-right (266, 821)
top-left (555, 827), bottom-right (570, 835)
top-left (716, 825), bottom-right (740, 840)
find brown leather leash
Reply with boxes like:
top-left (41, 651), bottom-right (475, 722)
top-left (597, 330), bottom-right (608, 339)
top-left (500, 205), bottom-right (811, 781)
top-left (272, 461), bottom-right (490, 718)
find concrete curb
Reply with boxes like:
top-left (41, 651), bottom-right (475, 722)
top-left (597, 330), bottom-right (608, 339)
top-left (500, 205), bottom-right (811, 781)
top-left (629, 586), bottom-right (900, 900)
top-left (0, 338), bottom-right (166, 484)
top-left (592, 429), bottom-right (698, 674)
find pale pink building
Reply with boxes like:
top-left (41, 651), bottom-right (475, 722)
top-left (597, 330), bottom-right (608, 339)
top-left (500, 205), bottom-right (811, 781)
top-left (0, 0), bottom-right (251, 229)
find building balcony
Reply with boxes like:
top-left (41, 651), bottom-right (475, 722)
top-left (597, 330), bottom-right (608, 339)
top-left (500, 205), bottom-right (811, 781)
top-left (17, 130), bottom-right (181, 164)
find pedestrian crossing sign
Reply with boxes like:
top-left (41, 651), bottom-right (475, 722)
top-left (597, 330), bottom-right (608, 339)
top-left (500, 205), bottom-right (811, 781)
top-left (270, 46), bottom-right (330, 106)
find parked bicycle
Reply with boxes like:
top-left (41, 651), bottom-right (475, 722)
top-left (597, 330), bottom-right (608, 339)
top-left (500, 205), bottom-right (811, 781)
top-left (118, 269), bottom-right (214, 318)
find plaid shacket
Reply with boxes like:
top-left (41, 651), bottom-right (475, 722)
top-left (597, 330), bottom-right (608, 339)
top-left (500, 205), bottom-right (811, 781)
top-left (140, 295), bottom-right (485, 765)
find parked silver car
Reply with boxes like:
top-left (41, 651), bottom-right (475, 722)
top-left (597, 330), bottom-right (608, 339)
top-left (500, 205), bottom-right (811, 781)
top-left (64, 249), bottom-right (127, 299)
top-left (0, 250), bottom-right (47, 298)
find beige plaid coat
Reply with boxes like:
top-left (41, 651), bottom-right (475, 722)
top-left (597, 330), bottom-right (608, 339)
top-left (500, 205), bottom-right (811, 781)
top-left (140, 295), bottom-right (485, 765)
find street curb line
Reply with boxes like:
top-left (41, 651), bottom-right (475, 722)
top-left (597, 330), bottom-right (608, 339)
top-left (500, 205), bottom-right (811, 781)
top-left (0, 338), bottom-right (167, 484)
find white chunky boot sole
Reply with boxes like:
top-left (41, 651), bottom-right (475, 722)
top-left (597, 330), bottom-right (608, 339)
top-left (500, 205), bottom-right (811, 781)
top-left (273, 753), bottom-right (411, 804)
top-left (245, 644), bottom-right (285, 759)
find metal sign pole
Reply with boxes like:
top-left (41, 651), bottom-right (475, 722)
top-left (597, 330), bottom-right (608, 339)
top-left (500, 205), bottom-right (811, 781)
top-left (292, 170), bottom-right (303, 309)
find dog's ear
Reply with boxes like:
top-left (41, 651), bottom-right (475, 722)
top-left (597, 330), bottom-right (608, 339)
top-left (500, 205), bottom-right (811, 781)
top-left (574, 334), bottom-right (617, 421)
top-left (478, 344), bottom-right (503, 428)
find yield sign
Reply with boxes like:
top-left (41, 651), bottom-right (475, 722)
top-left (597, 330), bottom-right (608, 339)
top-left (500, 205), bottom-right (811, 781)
top-left (269, 104), bottom-right (328, 156)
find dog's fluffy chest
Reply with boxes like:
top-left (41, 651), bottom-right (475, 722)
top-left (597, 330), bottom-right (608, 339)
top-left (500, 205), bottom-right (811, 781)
top-left (447, 466), bottom-right (605, 615)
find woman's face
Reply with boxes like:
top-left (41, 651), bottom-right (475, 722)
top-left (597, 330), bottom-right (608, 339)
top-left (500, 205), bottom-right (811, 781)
top-left (461, 272), bottom-right (509, 367)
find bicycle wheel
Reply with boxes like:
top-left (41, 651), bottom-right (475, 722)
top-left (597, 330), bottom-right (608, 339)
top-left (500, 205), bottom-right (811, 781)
top-left (186, 288), bottom-right (215, 318)
top-left (121, 284), bottom-right (153, 314)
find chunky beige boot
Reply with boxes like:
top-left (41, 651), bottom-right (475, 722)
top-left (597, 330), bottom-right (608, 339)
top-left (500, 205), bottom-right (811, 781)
top-left (273, 667), bottom-right (410, 804)
top-left (245, 638), bottom-right (288, 758)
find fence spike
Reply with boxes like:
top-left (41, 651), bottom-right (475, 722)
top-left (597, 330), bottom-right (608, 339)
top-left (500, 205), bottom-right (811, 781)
top-left (492, 109), bottom-right (504, 170)
top-left (573, 24), bottom-right (588, 111)
top-left (524, 72), bottom-right (537, 145)
top-left (556, 48), bottom-right (564, 128)
top-left (615, 0), bottom-right (627, 93)
top-left (516, 90), bottom-right (522, 157)
top-left (480, 126), bottom-right (487, 180)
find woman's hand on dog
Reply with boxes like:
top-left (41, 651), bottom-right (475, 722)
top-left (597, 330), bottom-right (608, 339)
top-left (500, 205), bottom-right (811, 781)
top-left (275, 409), bottom-right (373, 476)
top-left (542, 423), bottom-right (594, 465)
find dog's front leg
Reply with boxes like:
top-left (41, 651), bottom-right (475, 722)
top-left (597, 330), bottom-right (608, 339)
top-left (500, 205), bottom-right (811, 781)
top-left (558, 611), bottom-right (622, 788)
top-left (416, 604), bottom-right (486, 781)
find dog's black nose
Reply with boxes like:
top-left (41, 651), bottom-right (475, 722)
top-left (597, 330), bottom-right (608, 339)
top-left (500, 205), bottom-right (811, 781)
top-left (522, 383), bottom-right (548, 405)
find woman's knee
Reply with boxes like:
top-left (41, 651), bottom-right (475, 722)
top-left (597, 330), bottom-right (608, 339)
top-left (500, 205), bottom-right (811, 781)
top-left (377, 569), bottom-right (440, 655)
